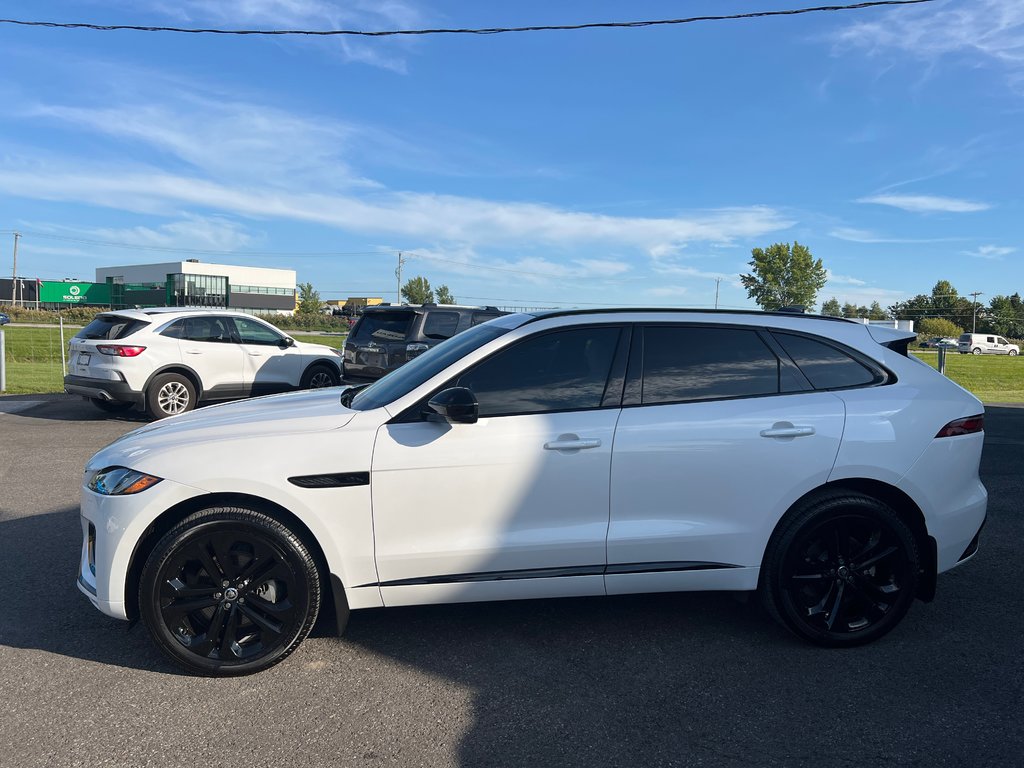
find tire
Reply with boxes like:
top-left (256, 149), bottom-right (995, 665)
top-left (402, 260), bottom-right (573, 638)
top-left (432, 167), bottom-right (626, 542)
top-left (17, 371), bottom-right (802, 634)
top-left (146, 373), bottom-right (197, 419)
top-left (139, 507), bottom-right (321, 676)
top-left (760, 492), bottom-right (919, 647)
top-left (301, 364), bottom-right (340, 389)
top-left (89, 398), bottom-right (134, 414)
top-left (972, 347), bottom-right (982, 355)
top-left (1009, 349), bottom-right (1018, 356)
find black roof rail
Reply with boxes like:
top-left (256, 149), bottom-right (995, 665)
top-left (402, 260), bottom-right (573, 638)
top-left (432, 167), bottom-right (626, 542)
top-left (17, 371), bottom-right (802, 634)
top-left (521, 307), bottom-right (855, 324)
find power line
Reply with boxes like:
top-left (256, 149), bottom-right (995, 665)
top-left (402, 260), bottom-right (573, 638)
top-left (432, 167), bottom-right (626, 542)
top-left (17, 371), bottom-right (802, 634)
top-left (0, 2), bottom-right (936, 38)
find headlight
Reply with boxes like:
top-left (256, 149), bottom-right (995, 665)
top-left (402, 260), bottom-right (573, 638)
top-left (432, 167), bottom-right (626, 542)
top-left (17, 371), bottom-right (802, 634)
top-left (88, 466), bottom-right (163, 495)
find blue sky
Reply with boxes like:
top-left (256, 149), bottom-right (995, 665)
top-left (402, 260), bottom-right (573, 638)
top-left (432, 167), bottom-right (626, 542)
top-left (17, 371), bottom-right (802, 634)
top-left (0, 0), bottom-right (1021, 310)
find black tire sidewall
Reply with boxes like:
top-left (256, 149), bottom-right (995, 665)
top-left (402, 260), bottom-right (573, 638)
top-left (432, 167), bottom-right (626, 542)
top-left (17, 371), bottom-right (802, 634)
top-left (761, 493), bottom-right (920, 647)
top-left (139, 509), bottom-right (320, 676)
top-left (302, 364), bottom-right (339, 389)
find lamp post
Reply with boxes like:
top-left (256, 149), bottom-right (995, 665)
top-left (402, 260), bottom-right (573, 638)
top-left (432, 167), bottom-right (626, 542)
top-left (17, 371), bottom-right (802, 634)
top-left (970, 291), bottom-right (983, 333)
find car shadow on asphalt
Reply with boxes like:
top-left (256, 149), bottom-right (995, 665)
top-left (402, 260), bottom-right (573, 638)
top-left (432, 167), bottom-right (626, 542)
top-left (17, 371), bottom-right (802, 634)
top-left (0, 507), bottom-right (182, 674)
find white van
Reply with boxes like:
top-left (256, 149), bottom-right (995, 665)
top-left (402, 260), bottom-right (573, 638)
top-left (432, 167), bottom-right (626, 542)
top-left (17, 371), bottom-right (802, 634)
top-left (957, 333), bottom-right (1020, 355)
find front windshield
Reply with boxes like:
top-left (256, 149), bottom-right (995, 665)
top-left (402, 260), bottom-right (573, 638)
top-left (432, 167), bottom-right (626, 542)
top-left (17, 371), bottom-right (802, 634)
top-left (350, 318), bottom-right (524, 411)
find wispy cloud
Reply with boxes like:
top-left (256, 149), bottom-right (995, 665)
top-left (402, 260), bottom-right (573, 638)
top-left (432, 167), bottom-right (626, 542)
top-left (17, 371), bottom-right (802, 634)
top-left (834, 0), bottom-right (1024, 89)
top-left (134, 0), bottom-right (426, 72)
top-left (857, 194), bottom-right (990, 213)
top-left (825, 270), bottom-right (866, 287)
top-left (828, 226), bottom-right (963, 244)
top-left (963, 244), bottom-right (1016, 260)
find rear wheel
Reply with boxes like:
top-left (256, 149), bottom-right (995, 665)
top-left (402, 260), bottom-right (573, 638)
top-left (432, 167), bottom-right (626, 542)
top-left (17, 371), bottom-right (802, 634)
top-left (760, 492), bottom-right (919, 647)
top-left (139, 507), bottom-right (321, 676)
top-left (146, 373), bottom-right (196, 419)
top-left (972, 347), bottom-right (982, 355)
top-left (89, 398), bottom-right (134, 414)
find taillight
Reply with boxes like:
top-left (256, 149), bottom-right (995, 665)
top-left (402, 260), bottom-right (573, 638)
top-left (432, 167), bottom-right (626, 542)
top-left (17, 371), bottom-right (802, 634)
top-left (96, 345), bottom-right (147, 357)
top-left (935, 415), bottom-right (984, 438)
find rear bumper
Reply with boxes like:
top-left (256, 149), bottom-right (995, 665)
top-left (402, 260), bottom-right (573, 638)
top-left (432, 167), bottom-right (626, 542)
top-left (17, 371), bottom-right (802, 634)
top-left (64, 375), bottom-right (144, 406)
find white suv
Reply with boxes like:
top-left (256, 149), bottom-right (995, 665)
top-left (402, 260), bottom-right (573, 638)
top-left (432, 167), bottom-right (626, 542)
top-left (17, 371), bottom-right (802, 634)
top-left (77, 309), bottom-right (987, 675)
top-left (65, 308), bottom-right (343, 419)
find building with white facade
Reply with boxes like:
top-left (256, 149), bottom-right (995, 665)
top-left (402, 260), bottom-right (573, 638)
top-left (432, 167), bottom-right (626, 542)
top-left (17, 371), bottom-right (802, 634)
top-left (95, 260), bottom-right (297, 315)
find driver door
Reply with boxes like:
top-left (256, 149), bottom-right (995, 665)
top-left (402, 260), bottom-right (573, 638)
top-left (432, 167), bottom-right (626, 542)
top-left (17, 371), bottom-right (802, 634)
top-left (230, 316), bottom-right (303, 394)
top-left (369, 325), bottom-right (628, 606)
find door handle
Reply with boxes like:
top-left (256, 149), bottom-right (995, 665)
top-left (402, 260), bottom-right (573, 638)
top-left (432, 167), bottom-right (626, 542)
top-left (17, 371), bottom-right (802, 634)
top-left (184, 349), bottom-right (202, 355)
top-left (544, 436), bottom-right (602, 451)
top-left (247, 352), bottom-right (264, 357)
top-left (760, 423), bottom-right (815, 439)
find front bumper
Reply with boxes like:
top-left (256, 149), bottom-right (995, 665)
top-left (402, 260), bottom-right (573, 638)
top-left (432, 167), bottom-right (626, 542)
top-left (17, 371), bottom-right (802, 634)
top-left (65, 375), bottom-right (144, 406)
top-left (77, 477), bottom-right (208, 622)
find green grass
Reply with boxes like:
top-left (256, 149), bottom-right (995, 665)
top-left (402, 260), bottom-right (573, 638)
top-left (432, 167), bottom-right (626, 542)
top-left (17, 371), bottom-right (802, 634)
top-left (911, 351), bottom-right (1024, 403)
top-left (0, 325), bottom-right (346, 395)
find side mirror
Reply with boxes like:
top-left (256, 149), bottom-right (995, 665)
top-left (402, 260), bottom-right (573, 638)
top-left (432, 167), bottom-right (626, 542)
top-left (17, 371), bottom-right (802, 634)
top-left (427, 387), bottom-right (478, 425)
top-left (279, 337), bottom-right (295, 349)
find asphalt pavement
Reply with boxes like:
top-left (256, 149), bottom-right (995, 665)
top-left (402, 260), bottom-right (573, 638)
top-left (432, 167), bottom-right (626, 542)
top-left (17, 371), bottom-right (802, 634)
top-left (0, 397), bottom-right (1021, 767)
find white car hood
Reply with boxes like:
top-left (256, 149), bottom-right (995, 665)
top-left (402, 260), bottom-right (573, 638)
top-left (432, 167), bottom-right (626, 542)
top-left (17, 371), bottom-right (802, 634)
top-left (88, 388), bottom-right (356, 472)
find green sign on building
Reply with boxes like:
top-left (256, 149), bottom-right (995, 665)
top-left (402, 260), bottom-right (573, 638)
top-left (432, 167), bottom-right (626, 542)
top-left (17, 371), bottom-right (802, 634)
top-left (39, 281), bottom-right (111, 305)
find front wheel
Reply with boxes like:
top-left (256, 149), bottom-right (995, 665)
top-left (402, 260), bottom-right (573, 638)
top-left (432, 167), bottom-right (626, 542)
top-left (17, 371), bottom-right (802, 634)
top-left (301, 364), bottom-right (340, 389)
top-left (760, 492), bottom-right (919, 647)
top-left (139, 507), bottom-right (321, 676)
top-left (1009, 349), bottom-right (1018, 356)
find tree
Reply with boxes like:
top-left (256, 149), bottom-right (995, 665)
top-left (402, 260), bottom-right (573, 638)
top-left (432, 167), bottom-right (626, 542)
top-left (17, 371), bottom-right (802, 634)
top-left (820, 297), bottom-right (842, 317)
top-left (889, 280), bottom-right (974, 329)
top-left (296, 282), bottom-right (322, 315)
top-left (868, 301), bottom-right (888, 321)
top-left (916, 317), bottom-right (963, 339)
top-left (740, 242), bottom-right (827, 311)
top-left (987, 294), bottom-right (1024, 338)
top-left (435, 284), bottom-right (455, 304)
top-left (401, 276), bottom-right (433, 304)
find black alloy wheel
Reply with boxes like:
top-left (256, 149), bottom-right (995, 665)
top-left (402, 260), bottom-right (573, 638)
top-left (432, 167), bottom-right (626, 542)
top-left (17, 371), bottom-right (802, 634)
top-left (140, 508), bottom-right (321, 676)
top-left (302, 364), bottom-right (340, 389)
top-left (761, 493), bottom-right (919, 647)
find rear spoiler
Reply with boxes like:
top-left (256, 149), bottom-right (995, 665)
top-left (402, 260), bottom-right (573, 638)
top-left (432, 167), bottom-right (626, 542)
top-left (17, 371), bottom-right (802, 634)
top-left (866, 325), bottom-right (917, 357)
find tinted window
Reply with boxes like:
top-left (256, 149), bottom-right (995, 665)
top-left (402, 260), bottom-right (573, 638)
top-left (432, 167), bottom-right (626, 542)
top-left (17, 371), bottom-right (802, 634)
top-left (773, 332), bottom-right (878, 390)
top-left (421, 311), bottom-right (460, 340)
top-left (76, 315), bottom-right (148, 340)
top-left (457, 328), bottom-right (620, 417)
top-left (471, 312), bottom-right (502, 327)
top-left (181, 316), bottom-right (235, 343)
top-left (642, 327), bottom-right (780, 404)
top-left (998, 337), bottom-right (1009, 345)
top-left (160, 319), bottom-right (186, 339)
top-left (231, 317), bottom-right (283, 345)
top-left (351, 311), bottom-right (414, 343)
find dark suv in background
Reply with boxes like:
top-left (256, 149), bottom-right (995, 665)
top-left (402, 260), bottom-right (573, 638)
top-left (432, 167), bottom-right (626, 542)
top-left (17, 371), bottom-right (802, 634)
top-left (343, 304), bottom-right (506, 381)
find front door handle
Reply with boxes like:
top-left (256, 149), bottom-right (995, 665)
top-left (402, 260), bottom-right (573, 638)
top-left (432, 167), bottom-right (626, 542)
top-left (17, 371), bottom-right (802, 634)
top-left (184, 349), bottom-right (202, 355)
top-left (760, 423), bottom-right (815, 439)
top-left (544, 435), bottom-right (602, 451)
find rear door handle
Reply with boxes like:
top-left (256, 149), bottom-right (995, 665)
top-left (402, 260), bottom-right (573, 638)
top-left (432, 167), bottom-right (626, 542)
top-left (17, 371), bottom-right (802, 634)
top-left (544, 436), bottom-right (602, 451)
top-left (760, 423), bottom-right (815, 439)
top-left (184, 349), bottom-right (202, 355)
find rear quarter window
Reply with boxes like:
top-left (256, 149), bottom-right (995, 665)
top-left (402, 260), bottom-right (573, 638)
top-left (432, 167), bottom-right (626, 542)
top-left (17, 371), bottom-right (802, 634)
top-left (351, 311), bottom-right (414, 343)
top-left (772, 332), bottom-right (881, 390)
top-left (421, 311), bottom-right (461, 340)
top-left (76, 316), bottom-right (148, 340)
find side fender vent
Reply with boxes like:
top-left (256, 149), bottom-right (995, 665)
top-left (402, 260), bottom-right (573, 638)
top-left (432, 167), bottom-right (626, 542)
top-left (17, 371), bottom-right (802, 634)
top-left (288, 472), bottom-right (369, 489)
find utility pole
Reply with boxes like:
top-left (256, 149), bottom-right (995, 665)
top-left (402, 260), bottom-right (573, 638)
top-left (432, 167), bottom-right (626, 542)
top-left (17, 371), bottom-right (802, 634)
top-left (970, 291), bottom-right (983, 333)
top-left (10, 231), bottom-right (19, 306)
top-left (714, 277), bottom-right (722, 309)
top-left (395, 252), bottom-right (407, 304)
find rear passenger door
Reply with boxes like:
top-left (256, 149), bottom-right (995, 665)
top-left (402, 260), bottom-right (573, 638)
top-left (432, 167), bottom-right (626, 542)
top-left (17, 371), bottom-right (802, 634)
top-left (606, 324), bottom-right (847, 596)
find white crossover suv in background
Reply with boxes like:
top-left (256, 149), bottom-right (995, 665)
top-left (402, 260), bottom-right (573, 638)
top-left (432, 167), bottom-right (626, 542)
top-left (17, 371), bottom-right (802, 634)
top-left (65, 308), bottom-right (344, 419)
top-left (76, 309), bottom-right (987, 675)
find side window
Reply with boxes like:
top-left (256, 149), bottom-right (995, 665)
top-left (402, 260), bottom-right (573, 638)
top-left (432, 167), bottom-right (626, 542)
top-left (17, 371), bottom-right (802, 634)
top-left (232, 317), bottom-right (284, 346)
top-left (773, 332), bottom-right (879, 390)
top-left (160, 319), bottom-right (186, 339)
top-left (987, 337), bottom-right (996, 344)
top-left (470, 312), bottom-right (501, 327)
top-left (421, 311), bottom-right (460, 340)
top-left (456, 327), bottom-right (620, 417)
top-left (183, 316), bottom-right (234, 343)
top-left (997, 337), bottom-right (1007, 345)
top-left (642, 327), bottom-right (780, 404)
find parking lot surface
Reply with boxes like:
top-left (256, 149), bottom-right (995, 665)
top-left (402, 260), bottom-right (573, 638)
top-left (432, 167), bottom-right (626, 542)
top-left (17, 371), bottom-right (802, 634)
top-left (1, 397), bottom-right (1022, 767)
